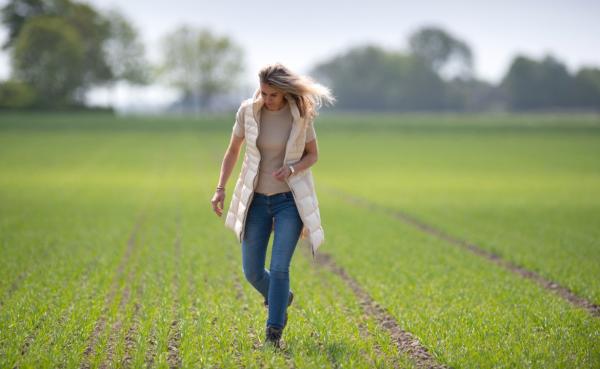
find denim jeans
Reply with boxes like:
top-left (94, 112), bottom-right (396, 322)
top-left (241, 191), bottom-right (304, 329)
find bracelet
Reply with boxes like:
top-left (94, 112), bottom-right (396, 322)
top-left (216, 185), bottom-right (225, 191)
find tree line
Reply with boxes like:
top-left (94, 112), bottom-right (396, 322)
top-left (0, 0), bottom-right (246, 111)
top-left (1, 0), bottom-right (599, 112)
top-left (310, 27), bottom-right (600, 112)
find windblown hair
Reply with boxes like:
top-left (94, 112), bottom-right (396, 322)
top-left (258, 63), bottom-right (336, 121)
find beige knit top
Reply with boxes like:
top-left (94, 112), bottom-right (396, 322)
top-left (232, 102), bottom-right (316, 195)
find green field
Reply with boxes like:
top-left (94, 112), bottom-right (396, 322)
top-left (1, 112), bottom-right (599, 368)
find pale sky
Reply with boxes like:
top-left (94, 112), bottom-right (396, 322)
top-left (1, 0), bottom-right (599, 110)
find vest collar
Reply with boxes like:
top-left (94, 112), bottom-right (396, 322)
top-left (251, 87), bottom-right (301, 124)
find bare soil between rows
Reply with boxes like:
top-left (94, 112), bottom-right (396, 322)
top-left (326, 187), bottom-right (600, 318)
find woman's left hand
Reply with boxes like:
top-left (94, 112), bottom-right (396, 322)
top-left (272, 166), bottom-right (292, 181)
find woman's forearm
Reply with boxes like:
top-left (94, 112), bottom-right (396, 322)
top-left (290, 152), bottom-right (318, 173)
top-left (217, 149), bottom-right (241, 188)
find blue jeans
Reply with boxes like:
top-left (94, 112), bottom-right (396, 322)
top-left (241, 191), bottom-right (304, 329)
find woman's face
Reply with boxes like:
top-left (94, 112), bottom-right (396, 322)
top-left (261, 83), bottom-right (287, 111)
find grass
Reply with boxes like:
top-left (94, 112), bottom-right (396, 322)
top-left (316, 126), bottom-right (600, 304)
top-left (1, 111), bottom-right (599, 368)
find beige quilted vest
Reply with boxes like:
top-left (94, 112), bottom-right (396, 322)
top-left (224, 88), bottom-right (325, 259)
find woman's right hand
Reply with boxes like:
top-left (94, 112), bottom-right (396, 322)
top-left (211, 189), bottom-right (226, 217)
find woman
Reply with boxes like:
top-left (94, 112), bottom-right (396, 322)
top-left (210, 63), bottom-right (335, 348)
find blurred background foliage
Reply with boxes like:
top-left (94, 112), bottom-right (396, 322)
top-left (0, 0), bottom-right (599, 113)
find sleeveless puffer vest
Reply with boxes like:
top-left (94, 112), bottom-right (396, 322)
top-left (224, 88), bottom-right (324, 259)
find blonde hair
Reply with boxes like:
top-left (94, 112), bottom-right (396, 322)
top-left (258, 63), bottom-right (336, 121)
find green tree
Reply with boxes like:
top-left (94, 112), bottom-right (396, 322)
top-left (1, 0), bottom-right (149, 107)
top-left (12, 15), bottom-right (85, 106)
top-left (573, 67), bottom-right (600, 108)
top-left (311, 44), bottom-right (446, 111)
top-left (408, 25), bottom-right (474, 80)
top-left (501, 54), bottom-right (577, 110)
top-left (0, 80), bottom-right (37, 108)
top-left (100, 8), bottom-right (151, 106)
top-left (62, 1), bottom-right (112, 91)
top-left (104, 8), bottom-right (150, 86)
top-left (1, 0), bottom-right (48, 49)
top-left (158, 25), bottom-right (245, 112)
